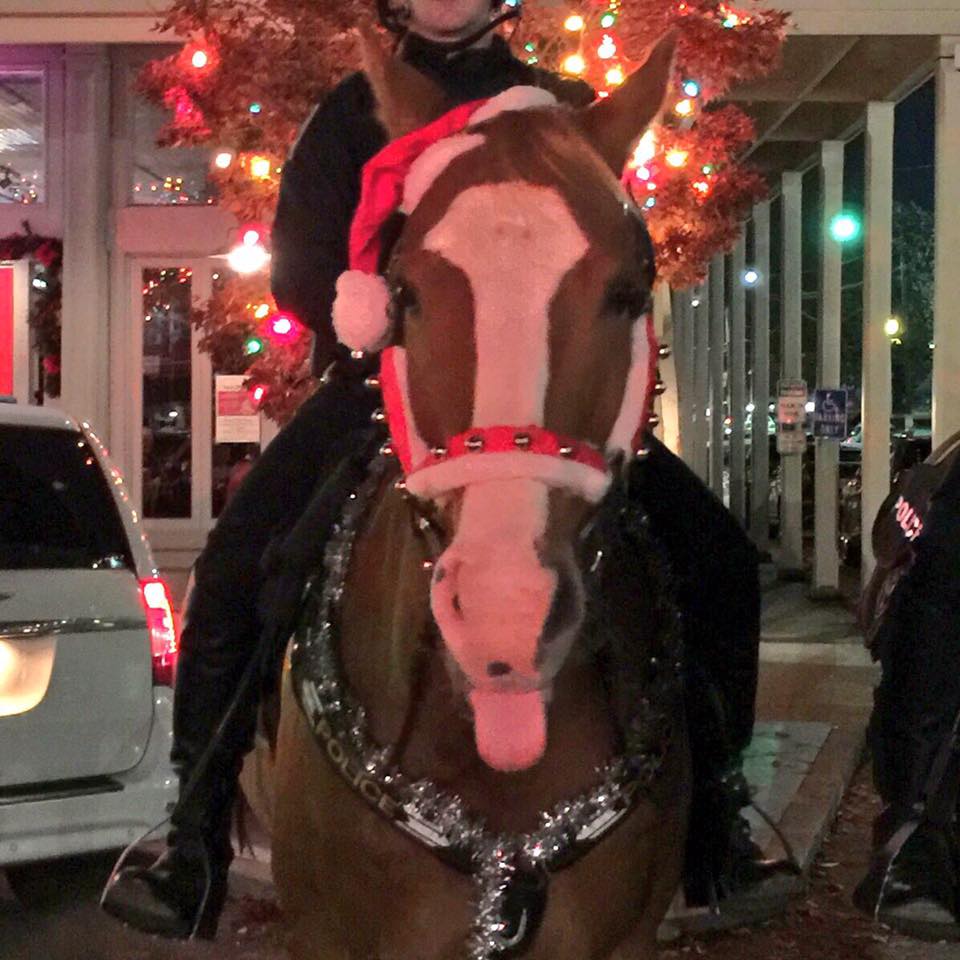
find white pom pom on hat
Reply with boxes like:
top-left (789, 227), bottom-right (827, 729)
top-left (332, 269), bottom-right (393, 353)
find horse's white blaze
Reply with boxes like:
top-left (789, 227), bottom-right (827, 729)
top-left (423, 182), bottom-right (589, 427)
top-left (436, 476), bottom-right (553, 681)
top-left (431, 476), bottom-right (555, 771)
top-left (606, 315), bottom-right (653, 456)
top-left (402, 134), bottom-right (485, 214)
top-left (422, 182), bottom-right (588, 737)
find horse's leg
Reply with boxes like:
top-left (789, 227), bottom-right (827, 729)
top-left (238, 731), bottom-right (275, 836)
top-left (600, 813), bottom-right (685, 960)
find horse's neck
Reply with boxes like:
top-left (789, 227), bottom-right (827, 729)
top-left (338, 478), bottom-right (619, 834)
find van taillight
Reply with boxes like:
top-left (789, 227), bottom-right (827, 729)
top-left (140, 578), bottom-right (178, 686)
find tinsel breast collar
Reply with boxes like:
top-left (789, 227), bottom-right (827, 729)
top-left (290, 454), bottom-right (680, 960)
top-left (331, 88), bottom-right (660, 507)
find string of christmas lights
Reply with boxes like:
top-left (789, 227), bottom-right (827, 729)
top-left (140, 0), bottom-right (786, 423)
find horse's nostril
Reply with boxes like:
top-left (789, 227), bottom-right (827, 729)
top-left (452, 594), bottom-right (462, 615)
top-left (434, 565), bottom-right (447, 584)
top-left (487, 661), bottom-right (513, 678)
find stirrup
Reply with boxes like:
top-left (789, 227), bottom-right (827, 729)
top-left (101, 827), bottom-right (220, 941)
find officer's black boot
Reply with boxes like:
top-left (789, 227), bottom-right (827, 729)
top-left (101, 619), bottom-right (257, 940)
top-left (853, 811), bottom-right (960, 940)
top-left (101, 767), bottom-right (239, 939)
top-left (683, 765), bottom-right (791, 908)
top-left (853, 643), bottom-right (960, 941)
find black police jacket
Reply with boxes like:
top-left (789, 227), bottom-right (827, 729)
top-left (271, 33), bottom-right (594, 375)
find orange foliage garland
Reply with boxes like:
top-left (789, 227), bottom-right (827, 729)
top-left (140, 0), bottom-right (787, 423)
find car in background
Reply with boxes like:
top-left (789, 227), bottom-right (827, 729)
top-left (0, 401), bottom-right (178, 905)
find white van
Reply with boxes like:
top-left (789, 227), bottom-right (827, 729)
top-left (0, 403), bottom-right (177, 902)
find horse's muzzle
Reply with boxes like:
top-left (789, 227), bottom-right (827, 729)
top-left (430, 543), bottom-right (584, 772)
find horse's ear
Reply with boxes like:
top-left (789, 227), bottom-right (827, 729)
top-left (359, 25), bottom-right (450, 140)
top-left (578, 33), bottom-right (677, 175)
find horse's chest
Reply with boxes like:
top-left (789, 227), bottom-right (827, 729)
top-left (272, 675), bottom-right (686, 960)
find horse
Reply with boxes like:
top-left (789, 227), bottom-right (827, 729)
top-left (265, 32), bottom-right (690, 960)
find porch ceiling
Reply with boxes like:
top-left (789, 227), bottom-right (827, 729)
top-left (727, 33), bottom-right (940, 177)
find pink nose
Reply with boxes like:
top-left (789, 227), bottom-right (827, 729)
top-left (430, 551), bottom-right (557, 688)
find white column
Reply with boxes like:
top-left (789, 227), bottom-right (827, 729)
top-left (60, 46), bottom-right (111, 434)
top-left (693, 283), bottom-right (710, 483)
top-left (934, 44), bottom-right (960, 448)
top-left (862, 102), bottom-right (895, 579)
top-left (730, 234), bottom-right (747, 524)
top-left (813, 141), bottom-right (844, 597)
top-left (709, 255), bottom-right (725, 499)
top-left (673, 289), bottom-right (690, 459)
top-left (750, 203), bottom-right (772, 547)
top-left (653, 280), bottom-right (680, 454)
top-left (780, 172), bottom-right (804, 574)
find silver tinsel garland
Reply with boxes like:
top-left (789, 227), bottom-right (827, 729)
top-left (291, 455), bottom-right (677, 960)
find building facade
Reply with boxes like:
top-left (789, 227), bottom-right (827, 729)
top-left (0, 5), bottom-right (252, 575)
top-left (0, 1), bottom-right (959, 582)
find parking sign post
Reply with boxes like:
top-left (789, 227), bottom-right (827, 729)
top-left (777, 378), bottom-right (806, 575)
top-left (812, 388), bottom-right (848, 596)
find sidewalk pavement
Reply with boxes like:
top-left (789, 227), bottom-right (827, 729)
top-left (664, 576), bottom-right (878, 934)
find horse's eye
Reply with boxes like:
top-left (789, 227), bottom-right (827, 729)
top-left (605, 280), bottom-right (649, 321)
top-left (388, 282), bottom-right (419, 324)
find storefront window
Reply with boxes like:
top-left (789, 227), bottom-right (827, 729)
top-left (0, 71), bottom-right (45, 205)
top-left (130, 94), bottom-right (214, 205)
top-left (143, 267), bottom-right (193, 518)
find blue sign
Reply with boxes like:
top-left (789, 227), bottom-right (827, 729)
top-left (813, 389), bottom-right (848, 439)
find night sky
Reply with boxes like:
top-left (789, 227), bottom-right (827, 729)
top-left (754, 78), bottom-right (935, 409)
top-left (843, 78), bottom-right (936, 212)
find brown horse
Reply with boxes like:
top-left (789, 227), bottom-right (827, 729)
top-left (269, 33), bottom-right (690, 960)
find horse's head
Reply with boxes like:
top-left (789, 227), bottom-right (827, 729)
top-left (340, 34), bottom-right (674, 773)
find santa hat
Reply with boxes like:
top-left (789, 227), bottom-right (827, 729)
top-left (332, 88), bottom-right (559, 353)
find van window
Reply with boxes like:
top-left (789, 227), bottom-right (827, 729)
top-left (0, 426), bottom-right (132, 570)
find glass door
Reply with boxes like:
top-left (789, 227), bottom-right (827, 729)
top-left (115, 257), bottom-right (215, 553)
top-left (117, 257), bottom-right (268, 556)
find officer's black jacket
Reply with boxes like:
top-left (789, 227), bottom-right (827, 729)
top-left (271, 33), bottom-right (594, 374)
top-left (870, 444), bottom-right (960, 812)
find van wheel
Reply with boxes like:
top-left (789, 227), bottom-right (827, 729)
top-left (6, 851), bottom-right (120, 910)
